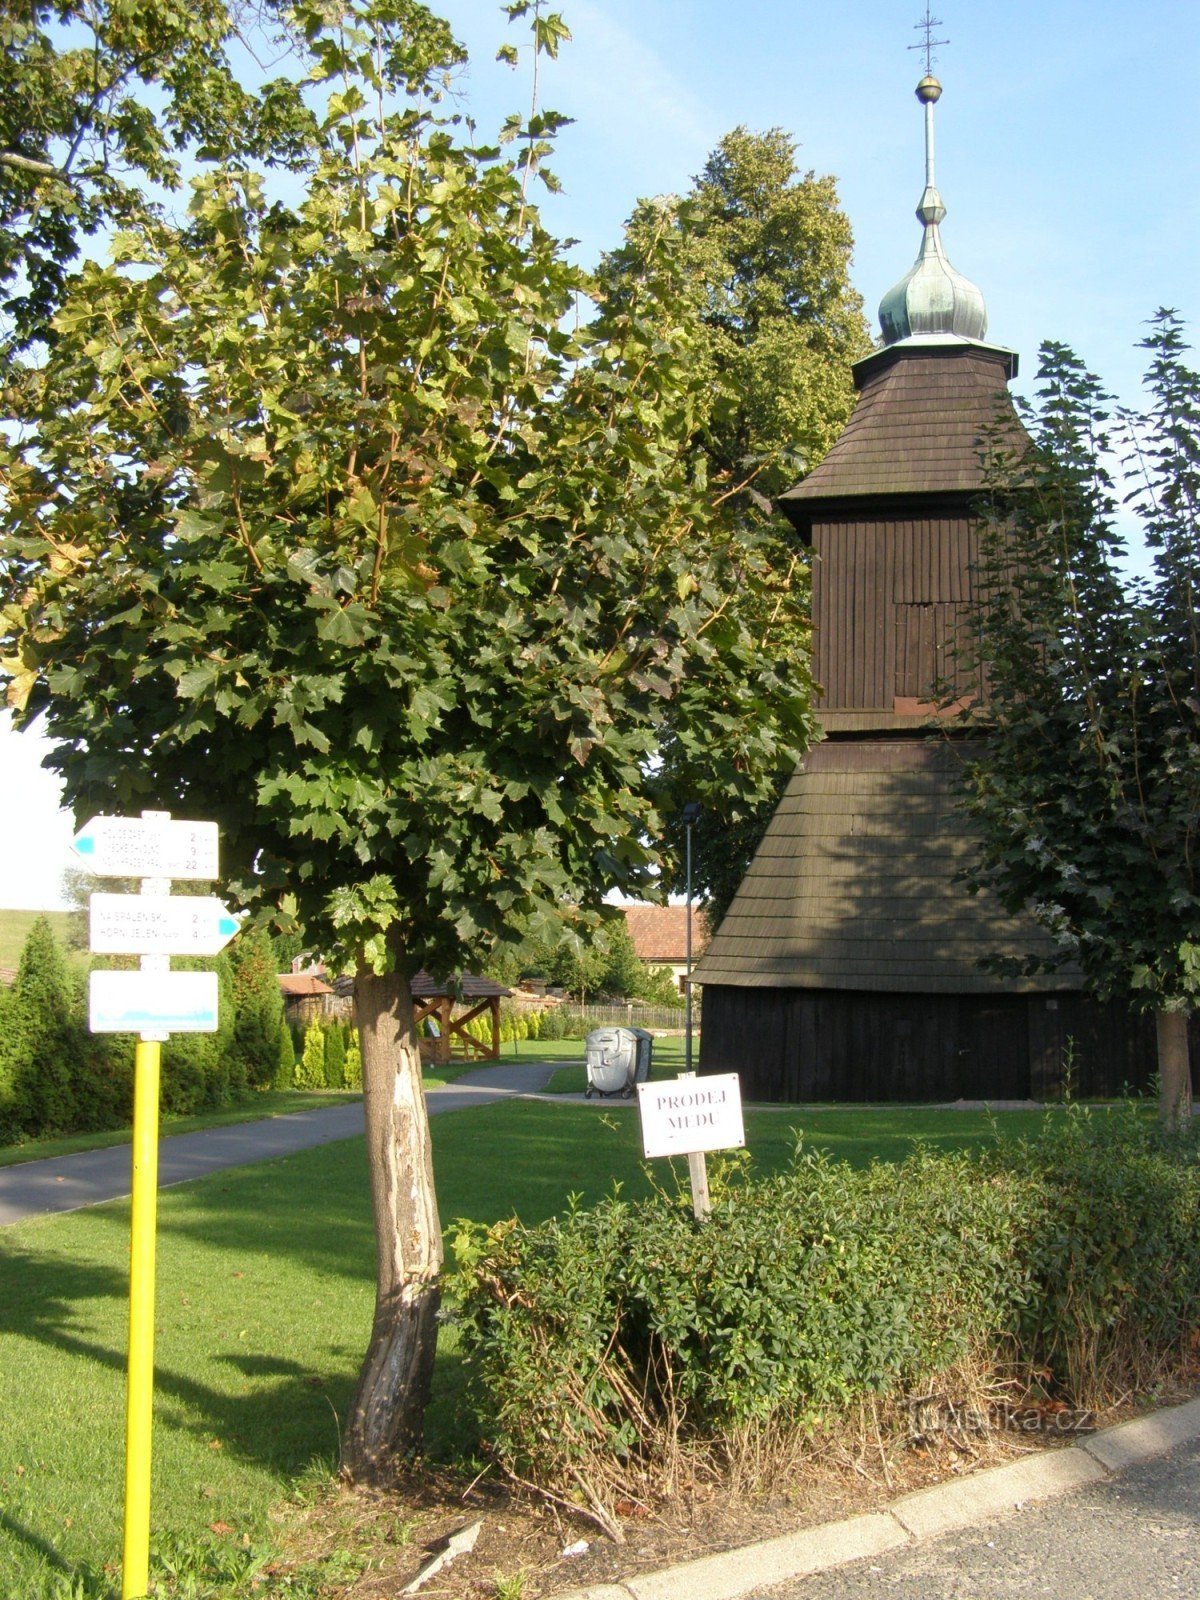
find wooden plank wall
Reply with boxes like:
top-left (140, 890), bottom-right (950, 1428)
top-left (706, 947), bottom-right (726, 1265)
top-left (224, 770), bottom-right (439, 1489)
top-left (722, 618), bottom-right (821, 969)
top-left (812, 515), bottom-right (978, 710)
top-left (699, 984), bottom-right (1169, 1103)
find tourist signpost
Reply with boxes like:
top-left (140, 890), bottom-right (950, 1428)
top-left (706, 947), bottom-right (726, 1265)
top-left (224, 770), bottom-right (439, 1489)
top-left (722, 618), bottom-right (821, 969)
top-left (78, 811), bottom-right (232, 1600)
top-left (637, 1071), bottom-right (745, 1220)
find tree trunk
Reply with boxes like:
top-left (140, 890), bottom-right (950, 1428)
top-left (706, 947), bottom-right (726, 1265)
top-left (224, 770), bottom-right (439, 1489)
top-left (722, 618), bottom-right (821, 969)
top-left (1155, 1008), bottom-right (1193, 1132)
top-left (342, 952), bottom-right (442, 1483)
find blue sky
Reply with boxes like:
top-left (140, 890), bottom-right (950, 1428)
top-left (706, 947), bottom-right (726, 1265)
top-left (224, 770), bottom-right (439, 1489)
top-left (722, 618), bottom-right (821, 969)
top-left (2, 0), bottom-right (1198, 909)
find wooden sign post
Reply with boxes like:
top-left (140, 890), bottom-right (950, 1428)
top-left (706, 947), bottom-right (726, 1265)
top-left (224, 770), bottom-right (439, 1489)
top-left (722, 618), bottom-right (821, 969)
top-left (78, 811), bottom-right (231, 1600)
top-left (636, 1071), bottom-right (745, 1221)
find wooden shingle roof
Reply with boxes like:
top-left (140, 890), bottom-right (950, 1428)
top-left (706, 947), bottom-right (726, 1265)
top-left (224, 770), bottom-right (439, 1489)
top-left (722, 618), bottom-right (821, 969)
top-left (780, 344), bottom-right (1021, 531)
top-left (694, 738), bottom-right (1074, 995)
top-left (410, 971), bottom-right (511, 1000)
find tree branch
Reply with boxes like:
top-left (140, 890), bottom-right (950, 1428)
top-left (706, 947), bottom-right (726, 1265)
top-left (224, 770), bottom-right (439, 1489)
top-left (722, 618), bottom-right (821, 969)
top-left (0, 151), bottom-right (62, 179)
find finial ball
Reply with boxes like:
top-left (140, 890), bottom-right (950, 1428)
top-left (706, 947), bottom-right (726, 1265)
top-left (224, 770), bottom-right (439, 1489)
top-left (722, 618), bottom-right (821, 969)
top-left (915, 73), bottom-right (942, 103)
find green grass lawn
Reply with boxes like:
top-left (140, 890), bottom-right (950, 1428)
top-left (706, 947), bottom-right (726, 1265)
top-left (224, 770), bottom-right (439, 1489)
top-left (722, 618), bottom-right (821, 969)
top-left (0, 907), bottom-right (76, 970)
top-left (0, 1096), bottom-right (1062, 1597)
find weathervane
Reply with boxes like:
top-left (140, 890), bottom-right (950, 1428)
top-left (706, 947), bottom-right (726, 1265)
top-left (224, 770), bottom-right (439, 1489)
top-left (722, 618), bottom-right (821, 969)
top-left (909, 7), bottom-right (948, 74)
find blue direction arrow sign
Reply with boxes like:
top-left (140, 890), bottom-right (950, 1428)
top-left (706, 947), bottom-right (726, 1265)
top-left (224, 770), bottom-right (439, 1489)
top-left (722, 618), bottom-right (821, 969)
top-left (73, 816), bottom-right (219, 881)
top-left (89, 971), bottom-right (220, 1035)
top-left (89, 894), bottom-right (239, 957)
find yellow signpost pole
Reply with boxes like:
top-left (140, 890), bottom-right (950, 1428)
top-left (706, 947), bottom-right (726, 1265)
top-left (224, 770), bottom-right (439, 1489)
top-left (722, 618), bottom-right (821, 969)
top-left (122, 1036), bottom-right (162, 1600)
top-left (80, 810), bottom-right (227, 1599)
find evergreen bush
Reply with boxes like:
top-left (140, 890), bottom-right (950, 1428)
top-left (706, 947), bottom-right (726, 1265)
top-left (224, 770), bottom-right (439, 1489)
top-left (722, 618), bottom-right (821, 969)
top-left (229, 926), bottom-right (285, 1089)
top-left (160, 1034), bottom-right (213, 1116)
top-left (324, 1020), bottom-right (346, 1088)
top-left (344, 1029), bottom-right (362, 1089)
top-left (8, 916), bottom-right (78, 1133)
top-left (295, 1020), bottom-right (327, 1089)
top-left (536, 1005), bottom-right (577, 1041)
top-left (275, 1019), bottom-right (296, 1089)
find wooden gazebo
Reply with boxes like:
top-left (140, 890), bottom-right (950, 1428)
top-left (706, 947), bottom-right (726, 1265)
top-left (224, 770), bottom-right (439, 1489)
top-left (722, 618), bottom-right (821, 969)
top-left (412, 971), bottom-right (511, 1065)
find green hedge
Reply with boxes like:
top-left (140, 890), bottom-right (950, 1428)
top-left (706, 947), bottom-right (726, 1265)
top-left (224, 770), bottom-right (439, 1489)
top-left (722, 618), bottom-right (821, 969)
top-left (450, 1107), bottom-right (1200, 1516)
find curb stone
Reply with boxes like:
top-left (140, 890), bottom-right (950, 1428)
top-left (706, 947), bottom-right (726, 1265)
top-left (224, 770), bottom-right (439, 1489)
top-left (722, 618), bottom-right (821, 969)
top-left (1079, 1393), bottom-right (1200, 1471)
top-left (545, 1395), bottom-right (1200, 1600)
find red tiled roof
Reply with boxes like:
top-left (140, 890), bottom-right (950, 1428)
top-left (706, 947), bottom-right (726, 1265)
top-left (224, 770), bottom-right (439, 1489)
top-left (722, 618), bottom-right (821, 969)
top-left (278, 974), bottom-right (334, 997)
top-left (622, 904), bottom-right (710, 963)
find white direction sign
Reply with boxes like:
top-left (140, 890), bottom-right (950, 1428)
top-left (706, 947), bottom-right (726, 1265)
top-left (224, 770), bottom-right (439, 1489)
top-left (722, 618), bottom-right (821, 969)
top-left (89, 894), bottom-right (239, 957)
top-left (90, 971), bottom-right (220, 1035)
top-left (73, 816), bottom-right (219, 881)
top-left (637, 1073), bottom-right (745, 1160)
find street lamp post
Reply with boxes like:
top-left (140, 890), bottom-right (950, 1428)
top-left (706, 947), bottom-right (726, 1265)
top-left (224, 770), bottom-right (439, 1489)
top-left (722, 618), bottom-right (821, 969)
top-left (682, 802), bottom-right (702, 1075)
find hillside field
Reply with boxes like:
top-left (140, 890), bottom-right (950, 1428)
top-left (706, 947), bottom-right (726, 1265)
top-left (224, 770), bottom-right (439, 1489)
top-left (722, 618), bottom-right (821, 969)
top-left (0, 907), bottom-right (75, 970)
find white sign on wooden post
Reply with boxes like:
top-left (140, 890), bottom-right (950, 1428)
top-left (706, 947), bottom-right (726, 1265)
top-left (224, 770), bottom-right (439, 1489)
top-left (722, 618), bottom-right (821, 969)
top-left (637, 1073), bottom-right (745, 1159)
top-left (637, 1072), bottom-right (744, 1220)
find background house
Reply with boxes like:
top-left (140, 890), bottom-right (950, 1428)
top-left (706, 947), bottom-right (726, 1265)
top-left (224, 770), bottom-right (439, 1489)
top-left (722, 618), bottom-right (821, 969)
top-left (622, 904), bottom-right (710, 995)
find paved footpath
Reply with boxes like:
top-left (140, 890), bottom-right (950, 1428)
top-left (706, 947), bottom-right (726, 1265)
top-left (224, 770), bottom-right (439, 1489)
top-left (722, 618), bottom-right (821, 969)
top-left (0, 1059), bottom-right (558, 1227)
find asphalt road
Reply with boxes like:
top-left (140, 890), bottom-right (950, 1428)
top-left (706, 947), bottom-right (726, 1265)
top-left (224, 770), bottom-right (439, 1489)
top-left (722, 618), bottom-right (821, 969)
top-left (753, 1437), bottom-right (1200, 1600)
top-left (0, 1060), bottom-right (558, 1226)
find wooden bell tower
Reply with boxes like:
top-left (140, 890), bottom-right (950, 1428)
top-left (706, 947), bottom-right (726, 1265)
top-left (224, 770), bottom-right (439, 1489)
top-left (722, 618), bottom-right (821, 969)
top-left (695, 70), bottom-right (1157, 1101)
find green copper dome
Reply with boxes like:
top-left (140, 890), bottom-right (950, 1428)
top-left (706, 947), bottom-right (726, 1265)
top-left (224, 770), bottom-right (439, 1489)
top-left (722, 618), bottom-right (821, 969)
top-left (878, 74), bottom-right (987, 345)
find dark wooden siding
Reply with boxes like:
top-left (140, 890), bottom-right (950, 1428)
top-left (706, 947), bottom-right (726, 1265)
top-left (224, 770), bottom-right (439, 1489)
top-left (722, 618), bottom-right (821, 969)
top-left (812, 515), bottom-right (977, 711)
top-left (698, 984), bottom-right (1172, 1103)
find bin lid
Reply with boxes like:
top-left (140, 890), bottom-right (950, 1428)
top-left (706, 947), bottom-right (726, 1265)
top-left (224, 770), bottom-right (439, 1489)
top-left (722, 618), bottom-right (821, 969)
top-left (586, 1026), bottom-right (637, 1046)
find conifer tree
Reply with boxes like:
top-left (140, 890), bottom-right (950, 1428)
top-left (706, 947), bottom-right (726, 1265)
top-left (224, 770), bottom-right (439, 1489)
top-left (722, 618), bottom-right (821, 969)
top-left (10, 916), bottom-right (77, 1133)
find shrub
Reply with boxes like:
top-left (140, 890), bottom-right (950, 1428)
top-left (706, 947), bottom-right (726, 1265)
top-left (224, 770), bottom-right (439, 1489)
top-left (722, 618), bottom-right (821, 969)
top-left (161, 1034), bottom-right (213, 1116)
top-left (229, 926), bottom-right (285, 1089)
top-left (635, 962), bottom-right (684, 1007)
top-left (8, 916), bottom-right (78, 1133)
top-left (344, 1029), bottom-right (362, 1089)
top-left (295, 1020), bottom-right (326, 1089)
top-left (984, 1109), bottom-right (1200, 1405)
top-left (451, 1107), bottom-right (1200, 1522)
top-left (324, 1020), bottom-right (346, 1088)
top-left (535, 1005), bottom-right (580, 1041)
top-left (275, 1019), bottom-right (296, 1089)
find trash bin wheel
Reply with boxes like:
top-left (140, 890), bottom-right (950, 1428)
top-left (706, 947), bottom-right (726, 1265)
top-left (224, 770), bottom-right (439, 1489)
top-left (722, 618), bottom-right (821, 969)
top-left (584, 1086), bottom-right (595, 1099)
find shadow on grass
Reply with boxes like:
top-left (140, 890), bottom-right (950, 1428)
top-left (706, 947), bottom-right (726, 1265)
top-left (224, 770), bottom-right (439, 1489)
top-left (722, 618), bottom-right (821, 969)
top-left (0, 1240), bottom-right (358, 1479)
top-left (0, 1507), bottom-right (73, 1576)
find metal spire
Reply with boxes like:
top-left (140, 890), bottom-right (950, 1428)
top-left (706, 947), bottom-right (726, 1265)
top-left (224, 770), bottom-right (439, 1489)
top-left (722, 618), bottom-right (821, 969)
top-left (877, 17), bottom-right (987, 347)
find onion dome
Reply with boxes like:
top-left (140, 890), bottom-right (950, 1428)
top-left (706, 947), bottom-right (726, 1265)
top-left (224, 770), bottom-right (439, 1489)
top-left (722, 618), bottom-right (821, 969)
top-left (878, 74), bottom-right (987, 345)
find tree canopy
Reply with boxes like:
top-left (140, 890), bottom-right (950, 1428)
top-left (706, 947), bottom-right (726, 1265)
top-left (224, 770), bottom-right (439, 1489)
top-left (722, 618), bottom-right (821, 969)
top-left (960, 313), bottom-right (1200, 1123)
top-left (599, 127), bottom-right (871, 923)
top-left (0, 0), bottom-right (815, 1471)
top-left (0, 0), bottom-right (332, 351)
